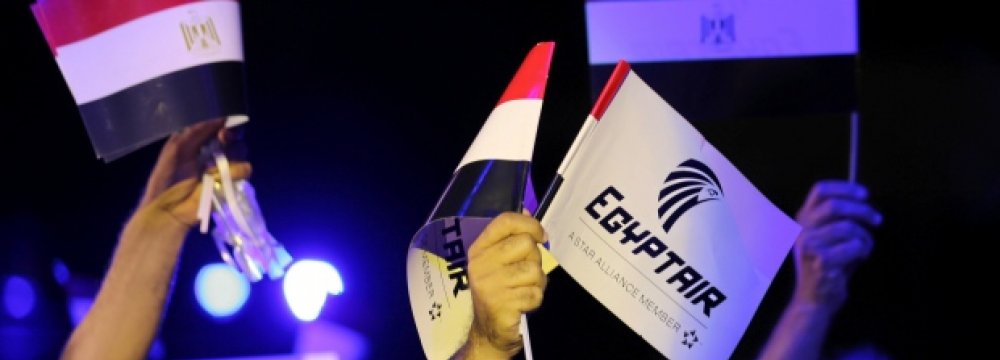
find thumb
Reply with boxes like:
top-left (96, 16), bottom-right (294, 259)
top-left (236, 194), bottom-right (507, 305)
top-left (147, 177), bottom-right (202, 226)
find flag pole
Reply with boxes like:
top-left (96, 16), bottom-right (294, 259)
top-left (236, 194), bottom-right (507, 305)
top-left (520, 314), bottom-right (535, 360)
top-left (849, 111), bottom-right (859, 183)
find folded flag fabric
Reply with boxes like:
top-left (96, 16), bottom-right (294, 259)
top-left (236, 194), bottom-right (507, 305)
top-left (34, 0), bottom-right (291, 282)
top-left (406, 42), bottom-right (554, 360)
top-left (32, 0), bottom-right (248, 160)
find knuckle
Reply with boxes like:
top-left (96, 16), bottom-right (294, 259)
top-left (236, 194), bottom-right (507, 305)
top-left (833, 220), bottom-right (854, 235)
top-left (496, 211), bottom-right (520, 225)
top-left (511, 235), bottom-right (535, 254)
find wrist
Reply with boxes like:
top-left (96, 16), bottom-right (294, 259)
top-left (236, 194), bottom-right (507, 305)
top-left (785, 298), bottom-right (840, 322)
top-left (458, 328), bottom-right (517, 360)
top-left (123, 207), bottom-right (191, 244)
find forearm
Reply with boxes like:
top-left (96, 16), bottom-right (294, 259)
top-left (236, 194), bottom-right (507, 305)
top-left (758, 301), bottom-right (837, 360)
top-left (62, 214), bottom-right (188, 360)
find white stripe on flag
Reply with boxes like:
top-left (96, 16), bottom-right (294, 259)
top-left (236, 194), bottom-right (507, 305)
top-left (556, 115), bottom-right (598, 176)
top-left (54, 1), bottom-right (243, 104)
top-left (456, 99), bottom-right (541, 171)
top-left (586, 0), bottom-right (857, 64)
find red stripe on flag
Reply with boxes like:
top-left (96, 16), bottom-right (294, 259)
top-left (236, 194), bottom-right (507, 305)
top-left (31, 0), bottom-right (230, 49)
top-left (496, 41), bottom-right (555, 106)
top-left (591, 60), bottom-right (631, 120)
top-left (31, 5), bottom-right (56, 55)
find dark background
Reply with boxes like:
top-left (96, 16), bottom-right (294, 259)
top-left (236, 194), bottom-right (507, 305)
top-left (1, 1), bottom-right (996, 359)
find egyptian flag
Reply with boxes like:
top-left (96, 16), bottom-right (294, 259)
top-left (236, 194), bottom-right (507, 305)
top-left (406, 42), bottom-right (554, 360)
top-left (535, 61), bottom-right (801, 359)
top-left (585, 0), bottom-right (857, 121)
top-left (32, 0), bottom-right (248, 161)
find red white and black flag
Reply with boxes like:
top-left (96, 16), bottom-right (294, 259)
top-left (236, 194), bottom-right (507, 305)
top-left (32, 0), bottom-right (248, 160)
top-left (33, 0), bottom-right (292, 282)
top-left (406, 42), bottom-right (554, 360)
top-left (585, 0), bottom-right (858, 121)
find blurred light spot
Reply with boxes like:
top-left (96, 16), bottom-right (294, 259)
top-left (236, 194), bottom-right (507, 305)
top-left (68, 296), bottom-right (94, 326)
top-left (194, 263), bottom-right (250, 318)
top-left (283, 260), bottom-right (344, 322)
top-left (52, 259), bottom-right (70, 286)
top-left (3, 275), bottom-right (35, 319)
top-left (149, 338), bottom-right (166, 360)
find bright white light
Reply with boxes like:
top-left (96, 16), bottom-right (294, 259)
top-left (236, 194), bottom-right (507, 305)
top-left (194, 263), bottom-right (250, 318)
top-left (283, 260), bottom-right (344, 322)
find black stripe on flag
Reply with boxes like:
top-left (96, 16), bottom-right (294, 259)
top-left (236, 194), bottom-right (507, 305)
top-left (534, 174), bottom-right (564, 220)
top-left (430, 159), bottom-right (530, 219)
top-left (78, 61), bottom-right (248, 161)
top-left (590, 55), bottom-right (856, 121)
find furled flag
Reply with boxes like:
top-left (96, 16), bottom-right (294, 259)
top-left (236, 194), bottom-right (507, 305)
top-left (539, 61), bottom-right (801, 359)
top-left (406, 42), bottom-right (554, 360)
top-left (32, 0), bottom-right (291, 281)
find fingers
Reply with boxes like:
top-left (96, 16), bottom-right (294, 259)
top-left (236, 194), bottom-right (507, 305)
top-left (483, 286), bottom-right (544, 344)
top-left (469, 212), bottom-right (545, 257)
top-left (798, 180), bottom-right (882, 229)
top-left (792, 182), bottom-right (878, 307)
top-left (801, 220), bottom-right (871, 250)
top-left (503, 260), bottom-right (546, 288)
top-left (145, 119), bottom-right (228, 203)
top-left (165, 118), bottom-right (226, 157)
top-left (802, 234), bottom-right (872, 268)
top-left (468, 232), bottom-right (545, 290)
top-left (805, 198), bottom-right (882, 228)
top-left (495, 233), bottom-right (542, 264)
top-left (161, 118), bottom-right (230, 174)
top-left (799, 220), bottom-right (874, 271)
top-left (145, 177), bottom-right (202, 226)
top-left (801, 180), bottom-right (868, 212)
top-left (205, 162), bottom-right (253, 182)
top-left (512, 285), bottom-right (544, 313)
top-left (218, 126), bottom-right (245, 145)
top-left (465, 214), bottom-right (548, 358)
top-left (823, 238), bottom-right (872, 266)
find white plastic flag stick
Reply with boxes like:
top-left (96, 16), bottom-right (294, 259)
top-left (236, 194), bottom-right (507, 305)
top-left (198, 173), bottom-right (214, 234)
top-left (520, 312), bottom-right (533, 360)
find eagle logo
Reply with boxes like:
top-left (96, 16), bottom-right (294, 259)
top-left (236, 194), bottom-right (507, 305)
top-left (658, 159), bottom-right (723, 234)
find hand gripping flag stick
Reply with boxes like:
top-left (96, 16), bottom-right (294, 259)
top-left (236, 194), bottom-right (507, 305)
top-left (406, 42), bottom-right (554, 360)
top-left (32, 0), bottom-right (292, 281)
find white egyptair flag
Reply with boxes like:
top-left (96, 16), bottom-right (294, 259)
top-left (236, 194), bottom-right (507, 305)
top-left (540, 61), bottom-right (801, 359)
top-left (406, 42), bottom-right (555, 360)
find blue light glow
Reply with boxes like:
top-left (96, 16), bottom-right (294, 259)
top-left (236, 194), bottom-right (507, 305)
top-left (52, 259), bottom-right (70, 285)
top-left (68, 296), bottom-right (94, 326)
top-left (3, 275), bottom-right (35, 319)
